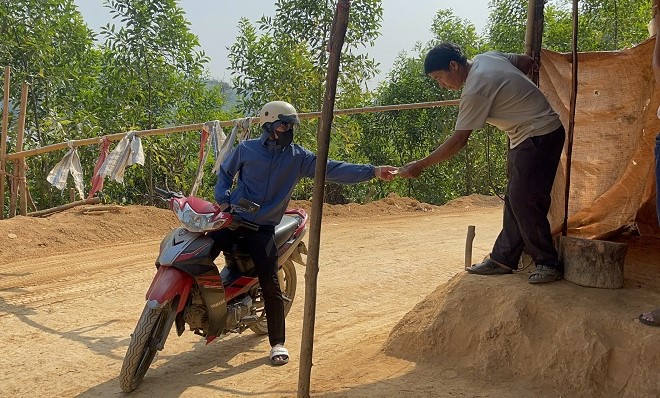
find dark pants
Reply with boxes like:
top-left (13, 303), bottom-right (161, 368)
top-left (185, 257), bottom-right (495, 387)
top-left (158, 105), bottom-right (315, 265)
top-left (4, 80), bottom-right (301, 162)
top-left (490, 126), bottom-right (565, 269)
top-left (209, 227), bottom-right (285, 347)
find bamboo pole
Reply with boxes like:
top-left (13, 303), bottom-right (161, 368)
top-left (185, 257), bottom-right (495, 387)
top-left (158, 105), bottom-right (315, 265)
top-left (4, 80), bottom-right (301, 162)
top-left (297, 2), bottom-right (349, 397)
top-left (1, 66), bottom-right (9, 219)
top-left (27, 197), bottom-right (101, 217)
top-left (5, 99), bottom-right (459, 162)
top-left (16, 82), bottom-right (29, 216)
top-left (563, 0), bottom-right (579, 236)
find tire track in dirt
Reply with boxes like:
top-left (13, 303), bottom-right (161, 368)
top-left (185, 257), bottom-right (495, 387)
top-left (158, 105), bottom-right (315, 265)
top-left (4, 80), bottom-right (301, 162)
top-left (0, 201), bottom-right (508, 397)
top-left (0, 240), bottom-right (160, 312)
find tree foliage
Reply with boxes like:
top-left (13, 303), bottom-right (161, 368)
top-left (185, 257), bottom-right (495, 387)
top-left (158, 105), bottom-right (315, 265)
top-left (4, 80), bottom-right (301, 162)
top-left (0, 0), bottom-right (653, 215)
top-left (357, 10), bottom-right (506, 204)
top-left (0, 0), bottom-right (228, 215)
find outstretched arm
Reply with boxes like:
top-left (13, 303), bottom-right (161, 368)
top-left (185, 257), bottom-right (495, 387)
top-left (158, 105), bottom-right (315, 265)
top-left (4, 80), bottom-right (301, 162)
top-left (398, 129), bottom-right (473, 178)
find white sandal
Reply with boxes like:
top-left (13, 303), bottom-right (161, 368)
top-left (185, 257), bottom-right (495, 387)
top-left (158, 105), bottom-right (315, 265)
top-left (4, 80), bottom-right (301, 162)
top-left (269, 344), bottom-right (289, 366)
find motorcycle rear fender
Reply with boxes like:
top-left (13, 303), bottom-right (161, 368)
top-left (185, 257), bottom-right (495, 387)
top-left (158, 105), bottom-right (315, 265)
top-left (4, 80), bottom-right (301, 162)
top-left (279, 231), bottom-right (308, 267)
top-left (146, 266), bottom-right (194, 313)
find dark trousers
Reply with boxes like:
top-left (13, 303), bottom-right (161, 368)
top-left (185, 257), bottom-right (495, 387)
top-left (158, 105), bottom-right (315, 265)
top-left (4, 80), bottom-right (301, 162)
top-left (490, 126), bottom-right (565, 269)
top-left (209, 227), bottom-right (285, 347)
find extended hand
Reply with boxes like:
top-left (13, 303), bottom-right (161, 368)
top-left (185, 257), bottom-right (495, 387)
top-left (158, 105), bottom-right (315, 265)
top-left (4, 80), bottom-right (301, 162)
top-left (374, 165), bottom-right (398, 181)
top-left (398, 161), bottom-right (424, 178)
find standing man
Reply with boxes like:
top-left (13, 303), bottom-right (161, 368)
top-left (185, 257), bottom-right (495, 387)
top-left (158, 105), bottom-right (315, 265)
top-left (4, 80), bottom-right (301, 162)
top-left (399, 42), bottom-right (565, 284)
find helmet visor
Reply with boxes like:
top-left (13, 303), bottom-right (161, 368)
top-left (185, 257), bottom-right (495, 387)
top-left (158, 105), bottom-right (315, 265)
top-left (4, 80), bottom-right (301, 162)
top-left (278, 113), bottom-right (300, 126)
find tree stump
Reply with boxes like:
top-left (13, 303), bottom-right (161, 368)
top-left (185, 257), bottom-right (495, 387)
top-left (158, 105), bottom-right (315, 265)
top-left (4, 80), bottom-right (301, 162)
top-left (558, 236), bottom-right (627, 289)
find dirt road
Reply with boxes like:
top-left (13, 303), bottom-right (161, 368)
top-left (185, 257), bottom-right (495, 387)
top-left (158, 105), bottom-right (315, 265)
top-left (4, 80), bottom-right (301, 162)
top-left (0, 195), bottom-right (511, 397)
top-left (1, 195), bottom-right (657, 397)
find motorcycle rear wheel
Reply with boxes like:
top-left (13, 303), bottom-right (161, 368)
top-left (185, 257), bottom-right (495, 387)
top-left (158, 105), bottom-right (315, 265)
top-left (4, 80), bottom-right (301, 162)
top-left (249, 259), bottom-right (297, 335)
top-left (119, 298), bottom-right (177, 392)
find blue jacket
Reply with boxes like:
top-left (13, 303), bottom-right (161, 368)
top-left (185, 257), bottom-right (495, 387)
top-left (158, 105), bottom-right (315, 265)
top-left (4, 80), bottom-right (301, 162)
top-left (214, 131), bottom-right (376, 226)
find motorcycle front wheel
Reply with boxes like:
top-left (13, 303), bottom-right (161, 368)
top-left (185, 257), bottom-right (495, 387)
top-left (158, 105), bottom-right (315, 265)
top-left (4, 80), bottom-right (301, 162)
top-left (119, 298), bottom-right (177, 393)
top-left (249, 259), bottom-right (297, 335)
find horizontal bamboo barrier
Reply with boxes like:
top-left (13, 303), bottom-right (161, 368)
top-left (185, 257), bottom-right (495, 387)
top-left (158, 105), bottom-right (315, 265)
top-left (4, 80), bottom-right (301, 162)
top-left (5, 99), bottom-right (459, 161)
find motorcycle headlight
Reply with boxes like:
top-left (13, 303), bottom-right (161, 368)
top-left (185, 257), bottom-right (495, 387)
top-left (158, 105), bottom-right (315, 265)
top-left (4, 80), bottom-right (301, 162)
top-left (172, 200), bottom-right (228, 232)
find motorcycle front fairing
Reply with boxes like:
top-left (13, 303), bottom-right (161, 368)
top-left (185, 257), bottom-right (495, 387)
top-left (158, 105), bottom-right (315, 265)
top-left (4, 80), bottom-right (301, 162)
top-left (150, 227), bottom-right (228, 341)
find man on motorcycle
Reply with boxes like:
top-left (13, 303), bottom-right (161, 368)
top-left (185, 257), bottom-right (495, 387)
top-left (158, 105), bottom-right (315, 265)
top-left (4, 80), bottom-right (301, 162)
top-left (210, 100), bottom-right (397, 365)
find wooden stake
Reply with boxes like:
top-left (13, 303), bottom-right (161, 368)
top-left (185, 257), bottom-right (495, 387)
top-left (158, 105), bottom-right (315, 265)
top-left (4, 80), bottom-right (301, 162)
top-left (1, 66), bottom-right (10, 219)
top-left (16, 82), bottom-right (29, 216)
top-left (8, 159), bottom-right (16, 217)
top-left (298, 2), bottom-right (350, 397)
top-left (464, 225), bottom-right (476, 270)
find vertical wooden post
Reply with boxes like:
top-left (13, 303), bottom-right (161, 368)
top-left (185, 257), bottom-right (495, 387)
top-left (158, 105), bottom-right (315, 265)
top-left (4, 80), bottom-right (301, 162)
top-left (297, 1), bottom-right (349, 397)
top-left (0, 66), bottom-right (9, 219)
top-left (562, 0), bottom-right (579, 236)
top-left (464, 225), bottom-right (476, 270)
top-left (69, 187), bottom-right (76, 202)
top-left (524, 0), bottom-right (545, 85)
top-left (16, 82), bottom-right (29, 216)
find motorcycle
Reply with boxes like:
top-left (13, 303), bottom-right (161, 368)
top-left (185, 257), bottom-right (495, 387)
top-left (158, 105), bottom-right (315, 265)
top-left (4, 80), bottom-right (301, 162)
top-left (119, 188), bottom-right (308, 393)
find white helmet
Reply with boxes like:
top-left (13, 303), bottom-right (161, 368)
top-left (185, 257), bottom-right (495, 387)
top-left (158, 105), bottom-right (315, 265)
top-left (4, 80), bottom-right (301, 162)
top-left (259, 101), bottom-right (300, 127)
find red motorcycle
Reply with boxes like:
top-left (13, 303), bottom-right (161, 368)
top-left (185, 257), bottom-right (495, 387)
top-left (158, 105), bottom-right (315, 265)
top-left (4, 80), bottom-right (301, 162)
top-left (119, 188), bottom-right (308, 393)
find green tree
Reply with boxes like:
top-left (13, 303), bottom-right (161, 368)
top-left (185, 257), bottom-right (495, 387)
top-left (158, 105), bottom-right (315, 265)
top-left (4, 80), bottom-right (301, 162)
top-left (487, 0), bottom-right (652, 53)
top-left (97, 0), bottom-right (227, 203)
top-left (0, 0), bottom-right (101, 212)
top-left (359, 10), bottom-right (506, 205)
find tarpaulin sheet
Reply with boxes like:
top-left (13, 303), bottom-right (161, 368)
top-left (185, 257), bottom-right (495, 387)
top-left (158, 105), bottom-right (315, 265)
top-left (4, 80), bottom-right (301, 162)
top-left (541, 38), bottom-right (659, 238)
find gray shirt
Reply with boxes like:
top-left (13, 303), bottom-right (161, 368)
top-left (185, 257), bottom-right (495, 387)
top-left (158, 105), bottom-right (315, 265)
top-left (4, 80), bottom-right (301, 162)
top-left (455, 51), bottom-right (562, 148)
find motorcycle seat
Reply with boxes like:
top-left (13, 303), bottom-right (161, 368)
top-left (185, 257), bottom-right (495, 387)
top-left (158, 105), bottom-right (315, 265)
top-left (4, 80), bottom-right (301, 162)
top-left (274, 215), bottom-right (299, 248)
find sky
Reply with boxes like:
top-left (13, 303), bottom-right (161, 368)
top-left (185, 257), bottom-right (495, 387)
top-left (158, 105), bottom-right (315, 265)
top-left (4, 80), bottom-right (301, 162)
top-left (74, 0), bottom-right (491, 88)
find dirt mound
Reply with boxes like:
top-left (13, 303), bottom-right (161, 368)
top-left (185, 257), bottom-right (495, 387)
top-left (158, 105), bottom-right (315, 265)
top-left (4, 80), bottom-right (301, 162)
top-left (0, 193), bottom-right (452, 261)
top-left (0, 205), bottom-right (178, 262)
top-left (444, 193), bottom-right (503, 209)
top-left (289, 192), bottom-right (442, 217)
top-left (289, 193), bottom-right (500, 218)
top-left (384, 271), bottom-right (660, 397)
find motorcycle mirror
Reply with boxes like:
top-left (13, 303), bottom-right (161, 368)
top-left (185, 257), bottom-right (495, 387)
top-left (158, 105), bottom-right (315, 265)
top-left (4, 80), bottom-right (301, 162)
top-left (234, 198), bottom-right (260, 214)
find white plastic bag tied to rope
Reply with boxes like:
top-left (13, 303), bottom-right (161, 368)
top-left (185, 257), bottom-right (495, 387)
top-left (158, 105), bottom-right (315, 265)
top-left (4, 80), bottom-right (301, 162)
top-left (46, 140), bottom-right (85, 199)
top-left (98, 131), bottom-right (144, 183)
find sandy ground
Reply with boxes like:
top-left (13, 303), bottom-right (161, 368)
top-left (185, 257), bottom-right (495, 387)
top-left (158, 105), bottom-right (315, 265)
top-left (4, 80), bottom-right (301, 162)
top-left (0, 194), bottom-right (658, 397)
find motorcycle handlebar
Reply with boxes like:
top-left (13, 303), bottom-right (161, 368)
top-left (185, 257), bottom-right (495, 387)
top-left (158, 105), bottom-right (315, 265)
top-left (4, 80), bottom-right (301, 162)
top-left (153, 187), bottom-right (182, 200)
top-left (153, 187), bottom-right (261, 231)
top-left (230, 215), bottom-right (260, 231)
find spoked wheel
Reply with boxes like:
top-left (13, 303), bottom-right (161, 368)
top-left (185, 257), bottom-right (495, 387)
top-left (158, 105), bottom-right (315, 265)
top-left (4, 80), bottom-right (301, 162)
top-left (249, 259), bottom-right (297, 335)
top-left (119, 298), bottom-right (178, 393)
